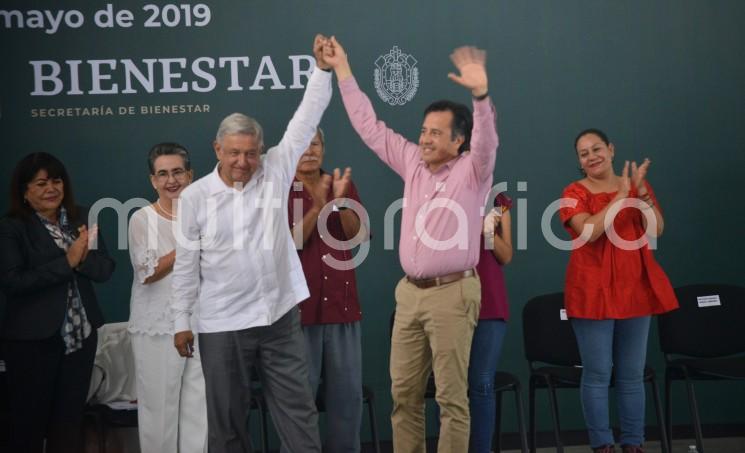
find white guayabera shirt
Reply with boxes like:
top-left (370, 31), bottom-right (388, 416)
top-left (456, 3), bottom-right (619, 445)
top-left (171, 68), bottom-right (332, 334)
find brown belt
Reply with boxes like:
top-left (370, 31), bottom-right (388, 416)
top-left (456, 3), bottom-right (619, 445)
top-left (406, 269), bottom-right (475, 289)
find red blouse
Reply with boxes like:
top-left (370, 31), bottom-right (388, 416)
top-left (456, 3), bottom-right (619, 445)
top-left (559, 181), bottom-right (678, 319)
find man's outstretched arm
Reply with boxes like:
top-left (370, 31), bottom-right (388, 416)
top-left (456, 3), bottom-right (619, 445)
top-left (270, 34), bottom-right (334, 184)
top-left (448, 46), bottom-right (499, 181)
top-left (323, 36), bottom-right (417, 177)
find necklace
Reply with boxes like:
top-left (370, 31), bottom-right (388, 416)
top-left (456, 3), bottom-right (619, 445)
top-left (156, 199), bottom-right (176, 219)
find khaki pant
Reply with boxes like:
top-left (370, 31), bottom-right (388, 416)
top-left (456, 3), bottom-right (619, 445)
top-left (390, 274), bottom-right (481, 453)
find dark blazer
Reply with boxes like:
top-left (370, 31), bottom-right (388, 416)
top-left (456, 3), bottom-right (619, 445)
top-left (0, 206), bottom-right (115, 340)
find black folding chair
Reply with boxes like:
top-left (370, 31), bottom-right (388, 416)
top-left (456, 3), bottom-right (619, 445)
top-left (522, 292), bottom-right (668, 453)
top-left (247, 372), bottom-right (271, 453)
top-left (657, 283), bottom-right (745, 453)
top-left (83, 403), bottom-right (138, 453)
top-left (0, 356), bottom-right (10, 448)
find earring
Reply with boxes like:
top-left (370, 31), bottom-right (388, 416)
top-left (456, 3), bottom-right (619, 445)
top-left (23, 198), bottom-right (29, 205)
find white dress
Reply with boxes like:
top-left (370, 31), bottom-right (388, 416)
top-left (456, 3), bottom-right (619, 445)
top-left (127, 205), bottom-right (207, 453)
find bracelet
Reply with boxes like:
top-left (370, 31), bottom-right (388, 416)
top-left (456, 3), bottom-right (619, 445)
top-left (474, 91), bottom-right (489, 101)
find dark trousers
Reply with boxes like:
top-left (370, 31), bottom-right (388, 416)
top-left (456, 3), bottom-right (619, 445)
top-left (2, 330), bottom-right (97, 453)
top-left (199, 306), bottom-right (321, 453)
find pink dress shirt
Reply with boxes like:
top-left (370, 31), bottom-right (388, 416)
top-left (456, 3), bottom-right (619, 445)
top-left (338, 77), bottom-right (499, 278)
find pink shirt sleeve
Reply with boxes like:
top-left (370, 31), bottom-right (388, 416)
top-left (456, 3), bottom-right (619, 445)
top-left (468, 97), bottom-right (499, 183)
top-left (338, 77), bottom-right (419, 178)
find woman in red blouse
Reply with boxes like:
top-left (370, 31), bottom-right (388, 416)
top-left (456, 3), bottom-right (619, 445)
top-left (559, 129), bottom-right (677, 453)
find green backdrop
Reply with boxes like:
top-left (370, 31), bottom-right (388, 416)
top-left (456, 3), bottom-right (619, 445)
top-left (2, 0), bottom-right (744, 443)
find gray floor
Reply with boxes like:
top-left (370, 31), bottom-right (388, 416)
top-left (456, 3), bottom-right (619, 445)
top-left (88, 429), bottom-right (745, 453)
top-left (504, 437), bottom-right (745, 453)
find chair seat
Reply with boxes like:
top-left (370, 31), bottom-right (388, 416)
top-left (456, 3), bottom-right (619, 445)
top-left (494, 371), bottom-right (520, 392)
top-left (85, 403), bottom-right (138, 427)
top-left (532, 366), bottom-right (582, 386)
top-left (667, 356), bottom-right (745, 380)
top-left (532, 365), bottom-right (658, 387)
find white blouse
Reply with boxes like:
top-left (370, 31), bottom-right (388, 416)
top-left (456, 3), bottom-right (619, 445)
top-left (127, 205), bottom-right (187, 335)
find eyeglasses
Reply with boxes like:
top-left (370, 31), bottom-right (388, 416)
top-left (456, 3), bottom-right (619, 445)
top-left (153, 168), bottom-right (188, 182)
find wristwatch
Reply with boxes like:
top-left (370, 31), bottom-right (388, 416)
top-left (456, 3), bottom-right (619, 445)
top-left (334, 199), bottom-right (349, 211)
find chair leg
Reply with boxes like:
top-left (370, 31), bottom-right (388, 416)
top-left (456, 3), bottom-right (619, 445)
top-left (252, 396), bottom-right (269, 453)
top-left (647, 375), bottom-right (669, 453)
top-left (494, 391), bottom-right (503, 452)
top-left (684, 378), bottom-right (705, 453)
top-left (365, 393), bottom-right (381, 453)
top-left (513, 383), bottom-right (530, 453)
top-left (665, 373), bottom-right (673, 449)
top-left (545, 380), bottom-right (564, 453)
top-left (87, 411), bottom-right (106, 453)
top-left (529, 379), bottom-right (537, 453)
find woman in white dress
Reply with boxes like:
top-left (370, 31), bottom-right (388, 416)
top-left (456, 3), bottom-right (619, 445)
top-left (127, 143), bottom-right (207, 453)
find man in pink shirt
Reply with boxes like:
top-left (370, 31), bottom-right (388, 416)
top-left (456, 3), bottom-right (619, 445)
top-left (324, 38), bottom-right (498, 452)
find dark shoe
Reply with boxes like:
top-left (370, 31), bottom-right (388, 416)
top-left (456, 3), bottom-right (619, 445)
top-left (593, 446), bottom-right (616, 453)
top-left (621, 446), bottom-right (644, 453)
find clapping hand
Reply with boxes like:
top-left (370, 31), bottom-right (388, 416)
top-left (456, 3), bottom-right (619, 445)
top-left (618, 161), bottom-right (632, 198)
top-left (67, 225), bottom-right (90, 268)
top-left (310, 173), bottom-right (332, 210)
top-left (630, 158), bottom-right (651, 194)
top-left (332, 167), bottom-right (352, 200)
top-left (448, 46), bottom-right (488, 97)
top-left (483, 207), bottom-right (502, 237)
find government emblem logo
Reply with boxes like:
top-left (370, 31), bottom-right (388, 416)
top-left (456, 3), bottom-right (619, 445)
top-left (374, 46), bottom-right (419, 106)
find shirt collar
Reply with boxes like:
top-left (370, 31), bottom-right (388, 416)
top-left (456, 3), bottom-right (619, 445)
top-left (292, 169), bottom-right (328, 193)
top-left (206, 161), bottom-right (265, 195)
top-left (421, 153), bottom-right (464, 174)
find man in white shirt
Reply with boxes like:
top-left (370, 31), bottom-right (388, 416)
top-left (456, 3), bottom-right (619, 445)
top-left (170, 35), bottom-right (333, 453)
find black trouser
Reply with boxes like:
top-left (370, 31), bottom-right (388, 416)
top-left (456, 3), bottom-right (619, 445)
top-left (2, 330), bottom-right (97, 453)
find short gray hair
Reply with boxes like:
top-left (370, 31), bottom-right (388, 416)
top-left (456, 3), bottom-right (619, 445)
top-left (147, 142), bottom-right (191, 174)
top-left (315, 127), bottom-right (325, 145)
top-left (215, 113), bottom-right (264, 146)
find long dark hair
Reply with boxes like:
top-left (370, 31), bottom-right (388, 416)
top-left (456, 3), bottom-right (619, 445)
top-left (8, 152), bottom-right (78, 221)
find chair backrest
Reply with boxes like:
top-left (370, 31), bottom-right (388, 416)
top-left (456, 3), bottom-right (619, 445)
top-left (658, 284), bottom-right (745, 358)
top-left (522, 292), bottom-right (582, 367)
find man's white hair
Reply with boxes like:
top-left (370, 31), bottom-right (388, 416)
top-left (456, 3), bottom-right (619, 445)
top-left (215, 113), bottom-right (264, 146)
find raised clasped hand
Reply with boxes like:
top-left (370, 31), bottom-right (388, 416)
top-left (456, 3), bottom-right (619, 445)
top-left (313, 34), bottom-right (331, 70)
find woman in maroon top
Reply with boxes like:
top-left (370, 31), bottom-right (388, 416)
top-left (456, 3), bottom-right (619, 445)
top-left (469, 192), bottom-right (513, 452)
top-left (559, 128), bottom-right (677, 453)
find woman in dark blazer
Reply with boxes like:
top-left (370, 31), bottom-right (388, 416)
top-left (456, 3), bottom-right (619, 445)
top-left (0, 152), bottom-right (115, 453)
